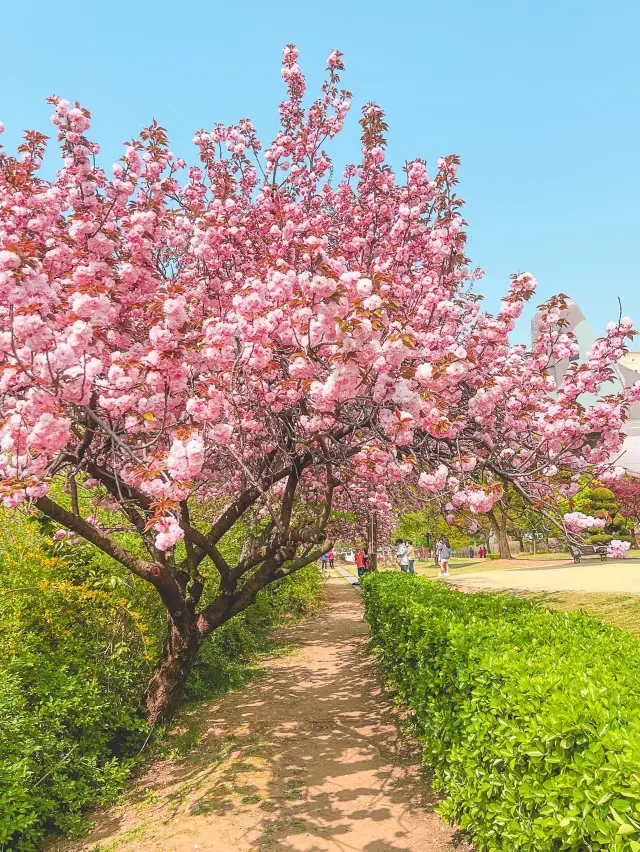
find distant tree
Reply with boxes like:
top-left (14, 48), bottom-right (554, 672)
top-left (395, 507), bottom-right (472, 551)
top-left (609, 478), bottom-right (640, 540)
top-left (573, 486), bottom-right (634, 545)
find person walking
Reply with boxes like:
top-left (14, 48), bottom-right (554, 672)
top-left (439, 537), bottom-right (451, 578)
top-left (468, 545), bottom-right (475, 558)
top-left (407, 540), bottom-right (416, 575)
top-left (395, 539), bottom-right (409, 573)
top-left (328, 550), bottom-right (335, 569)
top-left (321, 552), bottom-right (329, 572)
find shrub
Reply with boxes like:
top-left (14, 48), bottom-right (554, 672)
top-left (0, 556), bottom-right (150, 849)
top-left (487, 552), bottom-right (500, 560)
top-left (362, 572), bottom-right (640, 851)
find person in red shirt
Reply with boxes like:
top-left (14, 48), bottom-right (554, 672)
top-left (354, 547), bottom-right (366, 578)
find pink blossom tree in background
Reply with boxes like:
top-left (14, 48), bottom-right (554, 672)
top-left (0, 46), bottom-right (637, 722)
top-left (609, 477), bottom-right (640, 540)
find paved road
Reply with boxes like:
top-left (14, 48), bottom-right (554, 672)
top-left (449, 560), bottom-right (640, 594)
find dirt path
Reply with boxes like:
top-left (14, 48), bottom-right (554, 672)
top-left (49, 578), bottom-right (466, 852)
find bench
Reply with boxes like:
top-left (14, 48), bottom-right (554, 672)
top-left (570, 544), bottom-right (607, 563)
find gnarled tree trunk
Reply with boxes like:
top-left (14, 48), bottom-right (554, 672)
top-left (144, 616), bottom-right (201, 727)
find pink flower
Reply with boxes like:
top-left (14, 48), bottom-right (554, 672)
top-left (53, 529), bottom-right (72, 540)
top-left (154, 516), bottom-right (184, 551)
top-left (607, 539), bottom-right (631, 559)
top-left (418, 464), bottom-right (448, 492)
top-left (0, 250), bottom-right (21, 269)
top-left (563, 512), bottom-right (606, 533)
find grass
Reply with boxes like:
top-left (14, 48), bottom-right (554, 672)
top-left (413, 557), bottom-right (522, 577)
top-left (339, 555), bottom-right (568, 582)
top-left (523, 590), bottom-right (640, 638)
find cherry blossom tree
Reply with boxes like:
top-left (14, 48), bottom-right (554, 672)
top-left (609, 477), bottom-right (640, 538)
top-left (0, 46), bottom-right (637, 722)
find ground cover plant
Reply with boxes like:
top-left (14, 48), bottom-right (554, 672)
top-left (363, 572), bottom-right (640, 851)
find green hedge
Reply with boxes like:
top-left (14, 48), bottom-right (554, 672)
top-left (362, 572), bottom-right (640, 851)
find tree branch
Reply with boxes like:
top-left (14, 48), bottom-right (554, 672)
top-left (35, 495), bottom-right (156, 581)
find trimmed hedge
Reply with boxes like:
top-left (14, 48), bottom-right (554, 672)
top-left (362, 572), bottom-right (640, 851)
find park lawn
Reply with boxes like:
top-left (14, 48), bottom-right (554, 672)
top-left (413, 557), bottom-right (479, 577)
top-left (523, 590), bottom-right (640, 639)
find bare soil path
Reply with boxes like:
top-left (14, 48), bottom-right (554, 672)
top-left (48, 578), bottom-right (466, 852)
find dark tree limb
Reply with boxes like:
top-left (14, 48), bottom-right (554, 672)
top-left (35, 495), bottom-right (156, 581)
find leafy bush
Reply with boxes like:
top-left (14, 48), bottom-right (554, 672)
top-left (0, 548), bottom-right (151, 850)
top-left (362, 572), bottom-right (640, 851)
top-left (0, 512), bottom-right (323, 850)
top-left (487, 552), bottom-right (500, 560)
top-left (590, 532), bottom-right (634, 545)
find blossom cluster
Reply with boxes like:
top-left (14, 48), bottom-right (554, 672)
top-left (607, 539), bottom-right (631, 559)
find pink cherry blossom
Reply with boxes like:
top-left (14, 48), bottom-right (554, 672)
top-left (563, 512), bottom-right (606, 534)
top-left (607, 539), bottom-right (631, 559)
top-left (154, 515), bottom-right (185, 551)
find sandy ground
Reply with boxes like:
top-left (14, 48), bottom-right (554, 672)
top-left (47, 579), bottom-right (468, 852)
top-left (447, 559), bottom-right (640, 594)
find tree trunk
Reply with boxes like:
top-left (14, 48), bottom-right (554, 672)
top-left (368, 512), bottom-right (378, 571)
top-left (488, 510), bottom-right (513, 559)
top-left (144, 617), bottom-right (201, 727)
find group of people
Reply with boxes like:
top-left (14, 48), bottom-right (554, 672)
top-left (322, 538), bottom-right (488, 580)
top-left (468, 545), bottom-right (488, 559)
top-left (396, 537), bottom-right (451, 578)
top-left (320, 550), bottom-right (335, 570)
top-left (394, 539), bottom-right (417, 574)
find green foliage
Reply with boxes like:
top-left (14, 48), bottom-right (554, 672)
top-left (395, 507), bottom-right (473, 549)
top-left (0, 511), bottom-right (323, 850)
top-left (362, 573), bottom-right (640, 851)
top-left (487, 552), bottom-right (500, 560)
top-left (571, 484), bottom-right (634, 545)
top-left (0, 524), bottom-right (152, 850)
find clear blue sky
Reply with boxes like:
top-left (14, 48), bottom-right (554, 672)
top-left (1, 0), bottom-right (638, 343)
